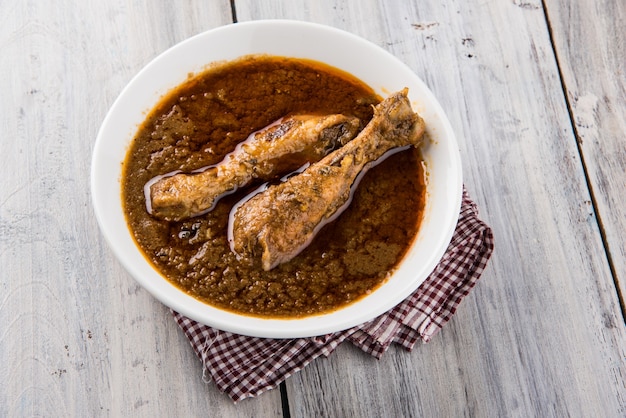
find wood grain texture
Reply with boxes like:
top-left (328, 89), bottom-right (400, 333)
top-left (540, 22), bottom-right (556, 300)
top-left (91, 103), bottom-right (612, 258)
top-left (544, 0), bottom-right (626, 304)
top-left (235, 0), bottom-right (626, 416)
top-left (0, 1), bottom-right (283, 416)
top-left (1, 0), bottom-right (625, 416)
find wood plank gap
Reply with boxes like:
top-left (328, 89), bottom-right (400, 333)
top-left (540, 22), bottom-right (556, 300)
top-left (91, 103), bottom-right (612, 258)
top-left (280, 382), bottom-right (291, 418)
top-left (230, 0), bottom-right (238, 23)
top-left (540, 0), bottom-right (626, 322)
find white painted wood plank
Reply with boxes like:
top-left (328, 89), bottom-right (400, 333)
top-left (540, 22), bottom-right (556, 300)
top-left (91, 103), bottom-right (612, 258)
top-left (236, 1), bottom-right (626, 416)
top-left (0, 1), bottom-right (283, 416)
top-left (2, 0), bottom-right (624, 415)
top-left (544, 0), bottom-right (626, 303)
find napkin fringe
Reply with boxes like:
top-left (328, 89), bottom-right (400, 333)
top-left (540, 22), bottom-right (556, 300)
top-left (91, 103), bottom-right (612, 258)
top-left (172, 189), bottom-right (494, 402)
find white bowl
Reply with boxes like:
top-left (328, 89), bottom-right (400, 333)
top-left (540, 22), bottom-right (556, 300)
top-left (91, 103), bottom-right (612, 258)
top-left (91, 20), bottom-right (462, 338)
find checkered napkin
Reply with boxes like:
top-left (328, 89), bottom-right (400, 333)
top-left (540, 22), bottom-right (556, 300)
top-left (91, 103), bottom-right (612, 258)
top-left (172, 189), bottom-right (494, 401)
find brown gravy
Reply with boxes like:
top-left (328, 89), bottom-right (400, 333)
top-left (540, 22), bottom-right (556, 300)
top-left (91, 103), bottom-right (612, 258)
top-left (122, 56), bottom-right (426, 318)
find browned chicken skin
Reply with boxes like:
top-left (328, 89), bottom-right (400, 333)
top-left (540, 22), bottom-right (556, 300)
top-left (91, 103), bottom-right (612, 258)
top-left (230, 88), bottom-right (425, 271)
top-left (147, 114), bottom-right (361, 221)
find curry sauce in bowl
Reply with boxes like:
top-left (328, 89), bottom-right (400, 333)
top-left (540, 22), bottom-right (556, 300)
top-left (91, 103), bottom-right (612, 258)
top-left (92, 20), bottom-right (462, 337)
top-left (123, 56), bottom-right (426, 318)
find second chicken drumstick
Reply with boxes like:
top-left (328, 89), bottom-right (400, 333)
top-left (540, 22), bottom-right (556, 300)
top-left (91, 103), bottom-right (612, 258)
top-left (147, 113), bottom-right (361, 221)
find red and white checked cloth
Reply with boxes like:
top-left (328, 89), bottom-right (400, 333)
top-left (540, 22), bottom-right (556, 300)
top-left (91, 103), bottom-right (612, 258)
top-left (173, 189), bottom-right (494, 402)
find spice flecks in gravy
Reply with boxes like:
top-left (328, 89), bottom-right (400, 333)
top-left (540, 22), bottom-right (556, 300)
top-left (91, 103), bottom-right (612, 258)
top-left (122, 55), bottom-right (426, 318)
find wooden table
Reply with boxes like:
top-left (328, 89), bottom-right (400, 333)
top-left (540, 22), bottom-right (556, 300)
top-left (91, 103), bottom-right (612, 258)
top-left (1, 1), bottom-right (624, 416)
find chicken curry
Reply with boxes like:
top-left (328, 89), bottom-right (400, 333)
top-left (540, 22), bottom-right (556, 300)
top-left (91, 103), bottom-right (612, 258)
top-left (122, 55), bottom-right (427, 318)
